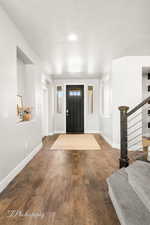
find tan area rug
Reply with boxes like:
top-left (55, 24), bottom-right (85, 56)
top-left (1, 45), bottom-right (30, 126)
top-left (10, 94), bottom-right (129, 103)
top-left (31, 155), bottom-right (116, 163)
top-left (50, 134), bottom-right (101, 150)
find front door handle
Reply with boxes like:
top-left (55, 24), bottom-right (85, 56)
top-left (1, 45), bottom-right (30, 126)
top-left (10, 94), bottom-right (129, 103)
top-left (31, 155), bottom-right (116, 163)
top-left (66, 109), bottom-right (71, 117)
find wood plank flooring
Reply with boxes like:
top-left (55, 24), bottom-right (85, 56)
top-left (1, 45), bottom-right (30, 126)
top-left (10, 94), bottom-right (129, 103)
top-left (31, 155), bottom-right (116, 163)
top-left (0, 134), bottom-right (142, 225)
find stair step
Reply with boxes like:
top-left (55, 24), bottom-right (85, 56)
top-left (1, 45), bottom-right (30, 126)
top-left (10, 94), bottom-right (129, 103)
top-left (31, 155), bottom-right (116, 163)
top-left (107, 168), bottom-right (150, 225)
top-left (126, 160), bottom-right (150, 212)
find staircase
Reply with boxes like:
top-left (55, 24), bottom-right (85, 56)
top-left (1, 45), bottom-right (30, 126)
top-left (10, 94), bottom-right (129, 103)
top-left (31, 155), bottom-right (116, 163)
top-left (118, 96), bottom-right (150, 168)
top-left (107, 161), bottom-right (150, 225)
top-left (107, 97), bottom-right (150, 225)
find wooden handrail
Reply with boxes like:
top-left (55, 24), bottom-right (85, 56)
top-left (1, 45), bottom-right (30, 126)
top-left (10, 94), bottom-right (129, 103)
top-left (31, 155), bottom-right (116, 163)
top-left (127, 96), bottom-right (150, 117)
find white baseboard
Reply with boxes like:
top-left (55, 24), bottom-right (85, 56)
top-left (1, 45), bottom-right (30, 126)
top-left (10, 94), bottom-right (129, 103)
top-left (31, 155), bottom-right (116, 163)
top-left (48, 132), bottom-right (54, 136)
top-left (100, 132), bottom-right (121, 150)
top-left (54, 130), bottom-right (100, 134)
top-left (54, 131), bottom-right (65, 134)
top-left (0, 142), bottom-right (43, 194)
top-left (85, 130), bottom-right (100, 134)
top-left (112, 143), bottom-right (120, 149)
top-left (100, 132), bottom-right (113, 146)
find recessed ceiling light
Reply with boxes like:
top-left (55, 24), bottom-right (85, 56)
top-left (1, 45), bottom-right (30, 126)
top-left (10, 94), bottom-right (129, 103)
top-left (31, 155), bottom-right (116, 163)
top-left (68, 33), bottom-right (78, 42)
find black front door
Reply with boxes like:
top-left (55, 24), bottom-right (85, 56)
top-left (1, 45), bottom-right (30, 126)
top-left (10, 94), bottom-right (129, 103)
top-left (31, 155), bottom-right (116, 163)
top-left (66, 85), bottom-right (84, 133)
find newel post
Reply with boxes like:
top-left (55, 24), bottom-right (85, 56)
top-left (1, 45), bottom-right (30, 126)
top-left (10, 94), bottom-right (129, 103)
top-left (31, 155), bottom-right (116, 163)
top-left (118, 106), bottom-right (129, 168)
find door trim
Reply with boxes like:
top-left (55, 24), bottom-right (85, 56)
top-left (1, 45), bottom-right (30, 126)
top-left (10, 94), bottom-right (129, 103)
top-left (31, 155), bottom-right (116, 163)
top-left (42, 85), bottom-right (49, 137)
top-left (64, 83), bottom-right (86, 133)
top-left (54, 80), bottom-right (100, 134)
top-left (66, 85), bottom-right (84, 133)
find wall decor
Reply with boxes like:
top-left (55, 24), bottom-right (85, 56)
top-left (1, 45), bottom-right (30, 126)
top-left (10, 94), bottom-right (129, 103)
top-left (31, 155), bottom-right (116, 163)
top-left (17, 95), bottom-right (23, 121)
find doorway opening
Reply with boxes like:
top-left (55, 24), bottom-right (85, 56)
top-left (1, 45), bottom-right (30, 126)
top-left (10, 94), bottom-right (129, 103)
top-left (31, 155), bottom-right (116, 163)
top-left (66, 85), bottom-right (84, 133)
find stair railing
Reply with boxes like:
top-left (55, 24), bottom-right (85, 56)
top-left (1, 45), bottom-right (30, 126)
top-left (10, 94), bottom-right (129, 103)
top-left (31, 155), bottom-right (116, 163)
top-left (119, 96), bottom-right (150, 168)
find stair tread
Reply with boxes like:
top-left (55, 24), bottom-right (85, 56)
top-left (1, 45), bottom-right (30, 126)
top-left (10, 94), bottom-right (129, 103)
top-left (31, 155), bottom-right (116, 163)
top-left (107, 168), bottom-right (150, 225)
top-left (126, 160), bottom-right (150, 212)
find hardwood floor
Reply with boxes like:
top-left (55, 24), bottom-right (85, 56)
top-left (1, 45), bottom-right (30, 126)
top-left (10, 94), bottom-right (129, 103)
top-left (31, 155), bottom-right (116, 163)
top-left (0, 134), bottom-right (142, 225)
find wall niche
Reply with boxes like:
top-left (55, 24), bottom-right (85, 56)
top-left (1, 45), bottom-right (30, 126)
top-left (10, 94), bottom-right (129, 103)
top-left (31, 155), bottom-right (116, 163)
top-left (16, 47), bottom-right (35, 122)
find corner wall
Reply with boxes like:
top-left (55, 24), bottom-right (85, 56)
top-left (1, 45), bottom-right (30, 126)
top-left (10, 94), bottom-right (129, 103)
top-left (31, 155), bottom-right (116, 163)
top-left (111, 56), bottom-right (150, 148)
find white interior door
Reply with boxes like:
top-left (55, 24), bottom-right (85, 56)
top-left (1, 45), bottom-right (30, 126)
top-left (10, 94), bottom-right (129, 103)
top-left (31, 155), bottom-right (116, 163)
top-left (42, 88), bottom-right (48, 137)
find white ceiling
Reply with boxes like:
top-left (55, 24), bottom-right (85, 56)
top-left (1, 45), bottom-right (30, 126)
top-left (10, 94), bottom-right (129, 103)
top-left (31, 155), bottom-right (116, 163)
top-left (1, 0), bottom-right (150, 77)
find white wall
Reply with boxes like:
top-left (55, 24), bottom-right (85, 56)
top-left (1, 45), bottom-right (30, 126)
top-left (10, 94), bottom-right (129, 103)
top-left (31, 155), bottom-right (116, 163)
top-left (42, 88), bottom-right (49, 137)
top-left (99, 74), bottom-right (112, 145)
top-left (41, 75), bottom-right (54, 136)
top-left (111, 56), bottom-right (150, 149)
top-left (48, 81), bottom-right (54, 135)
top-left (53, 79), bottom-right (100, 133)
top-left (41, 76), bottom-right (54, 136)
top-left (17, 57), bottom-right (26, 99)
top-left (0, 6), bottom-right (43, 182)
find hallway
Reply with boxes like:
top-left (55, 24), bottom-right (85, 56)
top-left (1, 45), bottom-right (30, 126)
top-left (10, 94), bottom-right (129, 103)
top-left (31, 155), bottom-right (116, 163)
top-left (0, 1), bottom-right (150, 224)
top-left (0, 135), bottom-right (121, 225)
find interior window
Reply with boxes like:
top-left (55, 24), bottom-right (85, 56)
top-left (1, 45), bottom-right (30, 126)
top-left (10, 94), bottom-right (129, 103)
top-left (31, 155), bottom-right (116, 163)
top-left (57, 86), bottom-right (63, 113)
top-left (88, 86), bottom-right (93, 114)
top-left (69, 90), bottom-right (81, 96)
